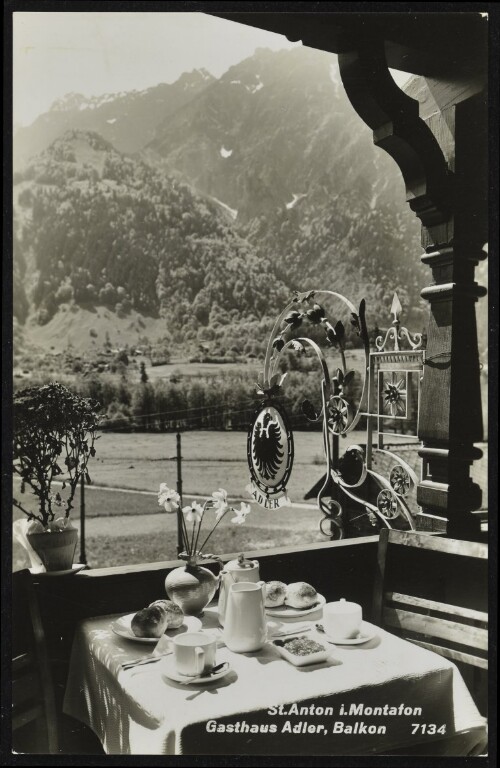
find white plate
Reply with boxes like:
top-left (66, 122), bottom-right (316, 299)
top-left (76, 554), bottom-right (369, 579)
top-left (265, 593), bottom-right (326, 618)
top-left (163, 658), bottom-right (231, 685)
top-left (111, 613), bottom-right (202, 644)
top-left (319, 621), bottom-right (377, 645)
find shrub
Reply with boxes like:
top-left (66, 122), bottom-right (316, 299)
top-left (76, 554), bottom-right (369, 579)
top-left (13, 383), bottom-right (101, 527)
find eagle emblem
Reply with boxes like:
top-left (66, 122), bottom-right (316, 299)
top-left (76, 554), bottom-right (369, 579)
top-left (252, 412), bottom-right (284, 480)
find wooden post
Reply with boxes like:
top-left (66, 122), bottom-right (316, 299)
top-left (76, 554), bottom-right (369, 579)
top-left (414, 90), bottom-right (487, 541)
top-left (79, 474), bottom-right (87, 565)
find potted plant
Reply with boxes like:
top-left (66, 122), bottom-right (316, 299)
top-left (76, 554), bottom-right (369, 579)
top-left (159, 485), bottom-right (251, 615)
top-left (13, 382), bottom-right (101, 572)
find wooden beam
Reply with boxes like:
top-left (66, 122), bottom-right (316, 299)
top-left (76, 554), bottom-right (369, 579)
top-left (386, 591), bottom-right (488, 623)
top-left (383, 529), bottom-right (488, 558)
top-left (72, 535), bottom-right (380, 578)
top-left (206, 11), bottom-right (487, 80)
top-left (409, 639), bottom-right (488, 670)
top-left (383, 607), bottom-right (488, 650)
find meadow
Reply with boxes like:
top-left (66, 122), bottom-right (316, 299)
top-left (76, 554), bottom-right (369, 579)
top-left (13, 426), bottom-right (487, 571)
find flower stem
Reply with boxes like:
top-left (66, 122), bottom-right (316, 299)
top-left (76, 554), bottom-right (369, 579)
top-left (197, 506), bottom-right (229, 555)
top-left (191, 519), bottom-right (196, 557)
top-left (179, 508), bottom-right (191, 557)
top-left (192, 502), bottom-right (208, 558)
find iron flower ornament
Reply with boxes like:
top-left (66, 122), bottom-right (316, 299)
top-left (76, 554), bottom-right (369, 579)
top-left (382, 374), bottom-right (407, 417)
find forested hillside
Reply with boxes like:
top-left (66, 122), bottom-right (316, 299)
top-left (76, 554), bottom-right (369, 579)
top-left (14, 130), bottom-right (290, 350)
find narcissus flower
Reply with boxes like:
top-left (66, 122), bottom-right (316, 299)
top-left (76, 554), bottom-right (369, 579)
top-left (232, 502), bottom-right (251, 525)
top-left (158, 484), bottom-right (180, 513)
top-left (159, 484), bottom-right (252, 560)
top-left (183, 501), bottom-right (204, 524)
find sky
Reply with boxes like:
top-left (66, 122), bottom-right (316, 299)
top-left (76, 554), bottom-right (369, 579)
top-left (13, 11), bottom-right (411, 128)
top-left (13, 11), bottom-right (300, 127)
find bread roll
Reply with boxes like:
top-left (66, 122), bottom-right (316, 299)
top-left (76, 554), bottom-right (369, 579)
top-left (285, 582), bottom-right (318, 609)
top-left (149, 599), bottom-right (184, 629)
top-left (131, 605), bottom-right (169, 638)
top-left (264, 580), bottom-right (287, 608)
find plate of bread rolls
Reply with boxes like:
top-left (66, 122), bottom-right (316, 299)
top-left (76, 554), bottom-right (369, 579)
top-left (264, 581), bottom-right (326, 617)
top-left (111, 600), bottom-right (202, 643)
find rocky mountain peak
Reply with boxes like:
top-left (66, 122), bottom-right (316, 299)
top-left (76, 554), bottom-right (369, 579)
top-left (50, 92), bottom-right (88, 112)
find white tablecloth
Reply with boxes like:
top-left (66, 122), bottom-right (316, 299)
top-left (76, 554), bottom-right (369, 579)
top-left (63, 606), bottom-right (486, 755)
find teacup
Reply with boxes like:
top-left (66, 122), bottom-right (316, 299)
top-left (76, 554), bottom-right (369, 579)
top-left (323, 598), bottom-right (362, 640)
top-left (172, 632), bottom-right (216, 677)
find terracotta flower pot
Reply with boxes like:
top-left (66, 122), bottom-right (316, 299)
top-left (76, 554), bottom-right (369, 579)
top-left (27, 528), bottom-right (78, 572)
top-left (165, 561), bottom-right (218, 616)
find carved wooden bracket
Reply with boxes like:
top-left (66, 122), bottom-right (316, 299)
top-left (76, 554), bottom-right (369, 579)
top-left (338, 40), bottom-right (452, 228)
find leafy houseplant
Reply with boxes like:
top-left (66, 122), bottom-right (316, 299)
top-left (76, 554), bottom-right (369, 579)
top-left (158, 485), bottom-right (251, 615)
top-left (13, 382), bottom-right (101, 571)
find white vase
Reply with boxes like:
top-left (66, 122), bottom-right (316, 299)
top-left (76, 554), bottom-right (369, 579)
top-left (165, 560), bottom-right (218, 616)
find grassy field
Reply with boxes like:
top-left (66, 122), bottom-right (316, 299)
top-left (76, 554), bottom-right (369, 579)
top-left (13, 428), bottom-right (488, 571)
top-left (11, 430), bottom-right (345, 501)
top-left (146, 358), bottom-right (262, 380)
top-left (77, 429), bottom-right (339, 497)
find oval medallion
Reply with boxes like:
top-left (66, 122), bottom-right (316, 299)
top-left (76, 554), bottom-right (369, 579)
top-left (246, 404), bottom-right (294, 509)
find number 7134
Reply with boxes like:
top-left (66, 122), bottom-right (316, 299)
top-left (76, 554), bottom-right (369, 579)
top-left (411, 724), bottom-right (447, 735)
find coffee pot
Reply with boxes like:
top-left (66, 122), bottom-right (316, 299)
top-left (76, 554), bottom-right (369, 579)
top-left (218, 553), bottom-right (260, 626)
top-left (323, 598), bottom-right (362, 639)
top-left (223, 580), bottom-right (267, 653)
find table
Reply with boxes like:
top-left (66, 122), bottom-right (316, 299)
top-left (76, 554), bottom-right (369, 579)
top-left (63, 605), bottom-right (486, 756)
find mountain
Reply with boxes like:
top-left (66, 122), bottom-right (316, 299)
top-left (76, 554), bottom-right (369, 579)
top-left (146, 48), bottom-right (408, 220)
top-left (13, 69), bottom-right (215, 168)
top-left (13, 130), bottom-right (289, 352)
top-left (145, 47), bottom-right (424, 319)
top-left (13, 47), bottom-right (427, 356)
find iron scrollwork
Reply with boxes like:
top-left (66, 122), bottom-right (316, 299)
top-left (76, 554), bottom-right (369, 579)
top-left (248, 289), bottom-right (370, 538)
top-left (247, 290), bottom-right (423, 539)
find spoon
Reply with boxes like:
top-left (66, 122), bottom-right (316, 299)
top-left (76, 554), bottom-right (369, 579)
top-left (178, 661), bottom-right (229, 684)
top-left (315, 623), bottom-right (362, 641)
top-left (122, 654), bottom-right (168, 670)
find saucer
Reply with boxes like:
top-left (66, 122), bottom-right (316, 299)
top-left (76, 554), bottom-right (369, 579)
top-left (30, 564), bottom-right (86, 576)
top-left (162, 658), bottom-right (231, 685)
top-left (112, 614), bottom-right (202, 644)
top-left (319, 621), bottom-right (377, 645)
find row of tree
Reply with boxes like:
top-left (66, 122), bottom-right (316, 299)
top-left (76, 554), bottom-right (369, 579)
top-left (20, 367), bottom-right (346, 433)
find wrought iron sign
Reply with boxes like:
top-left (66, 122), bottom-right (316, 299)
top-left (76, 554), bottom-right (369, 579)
top-left (247, 290), bottom-right (425, 539)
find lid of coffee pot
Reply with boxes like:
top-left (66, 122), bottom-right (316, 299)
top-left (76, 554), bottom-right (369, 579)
top-left (324, 598), bottom-right (361, 614)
